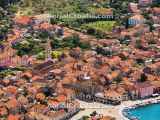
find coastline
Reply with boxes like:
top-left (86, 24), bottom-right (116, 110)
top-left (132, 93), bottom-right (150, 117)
top-left (71, 96), bottom-right (160, 120)
top-left (119, 96), bottom-right (160, 120)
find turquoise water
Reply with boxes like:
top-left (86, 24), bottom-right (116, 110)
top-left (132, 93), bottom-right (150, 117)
top-left (129, 104), bottom-right (160, 120)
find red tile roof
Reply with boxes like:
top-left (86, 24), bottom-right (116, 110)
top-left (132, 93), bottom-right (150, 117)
top-left (33, 22), bottom-right (53, 30)
top-left (36, 93), bottom-right (46, 101)
top-left (48, 100), bottom-right (59, 106)
top-left (55, 95), bottom-right (67, 103)
top-left (5, 86), bottom-right (18, 95)
top-left (22, 71), bottom-right (33, 78)
top-left (32, 76), bottom-right (43, 81)
top-left (6, 98), bottom-right (19, 109)
top-left (152, 7), bottom-right (160, 15)
top-left (7, 114), bottom-right (20, 120)
top-left (0, 106), bottom-right (8, 116)
top-left (14, 16), bottom-right (32, 25)
top-left (7, 29), bottom-right (21, 42)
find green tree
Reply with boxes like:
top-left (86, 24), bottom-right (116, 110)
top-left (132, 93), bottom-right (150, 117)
top-left (114, 73), bottom-right (123, 84)
top-left (63, 34), bottom-right (80, 48)
top-left (36, 52), bottom-right (45, 60)
top-left (0, 8), bottom-right (12, 40)
top-left (12, 38), bottom-right (44, 56)
top-left (51, 51), bottom-right (62, 59)
top-left (138, 73), bottom-right (148, 82)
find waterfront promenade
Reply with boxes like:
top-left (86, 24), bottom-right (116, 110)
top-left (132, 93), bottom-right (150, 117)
top-left (71, 100), bottom-right (124, 120)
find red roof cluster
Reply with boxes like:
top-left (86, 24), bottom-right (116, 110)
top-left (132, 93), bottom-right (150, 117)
top-left (14, 16), bottom-right (32, 25)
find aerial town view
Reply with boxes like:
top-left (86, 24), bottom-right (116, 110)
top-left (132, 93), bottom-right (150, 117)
top-left (0, 0), bottom-right (160, 120)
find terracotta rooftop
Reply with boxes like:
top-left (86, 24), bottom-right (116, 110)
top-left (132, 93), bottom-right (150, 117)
top-left (7, 29), bottom-right (21, 42)
top-left (104, 90), bottom-right (121, 98)
top-left (6, 98), bottom-right (19, 109)
top-left (14, 16), bottom-right (32, 25)
top-left (7, 114), bottom-right (20, 120)
top-left (151, 81), bottom-right (160, 88)
top-left (35, 93), bottom-right (46, 101)
top-left (55, 94), bottom-right (67, 103)
top-left (22, 71), bottom-right (33, 78)
top-left (48, 100), bottom-right (59, 106)
top-left (152, 7), bottom-right (160, 15)
top-left (5, 86), bottom-right (18, 95)
top-left (50, 69), bottom-right (62, 74)
top-left (33, 22), bottom-right (53, 30)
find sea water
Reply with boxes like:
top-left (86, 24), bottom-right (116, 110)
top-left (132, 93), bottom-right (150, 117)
top-left (129, 103), bottom-right (160, 120)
